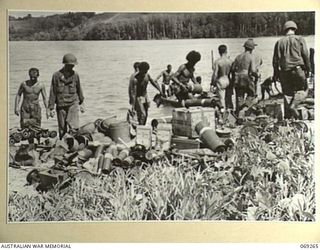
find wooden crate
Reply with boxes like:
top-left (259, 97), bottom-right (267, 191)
top-left (171, 136), bottom-right (200, 150)
top-left (172, 107), bottom-right (215, 138)
top-left (136, 125), bottom-right (152, 149)
top-left (197, 107), bottom-right (215, 127)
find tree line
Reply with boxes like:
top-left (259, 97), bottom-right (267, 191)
top-left (9, 12), bottom-right (315, 41)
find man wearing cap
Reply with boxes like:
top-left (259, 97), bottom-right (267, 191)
top-left (272, 20), bottom-right (310, 119)
top-left (49, 53), bottom-right (85, 139)
top-left (231, 39), bottom-right (258, 113)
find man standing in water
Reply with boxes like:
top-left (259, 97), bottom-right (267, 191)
top-left (155, 64), bottom-right (173, 97)
top-left (231, 39), bottom-right (258, 114)
top-left (49, 53), bottom-right (85, 139)
top-left (172, 50), bottom-right (201, 101)
top-left (15, 68), bottom-right (49, 128)
top-left (211, 45), bottom-right (233, 111)
top-left (272, 20), bottom-right (310, 119)
top-left (129, 62), bottom-right (163, 125)
top-left (128, 62), bottom-right (140, 106)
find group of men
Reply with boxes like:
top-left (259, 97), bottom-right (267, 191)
top-left (128, 50), bottom-right (202, 125)
top-left (15, 20), bottom-right (312, 139)
top-left (211, 20), bottom-right (311, 119)
top-left (15, 53), bottom-right (85, 140)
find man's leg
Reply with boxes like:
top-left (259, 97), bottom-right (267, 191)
top-left (66, 103), bottom-right (80, 133)
top-left (225, 85), bottom-right (234, 110)
top-left (135, 97), bottom-right (147, 125)
top-left (217, 87), bottom-right (226, 110)
top-left (30, 103), bottom-right (42, 128)
top-left (20, 105), bottom-right (30, 129)
top-left (279, 71), bottom-right (295, 119)
top-left (57, 107), bottom-right (67, 139)
top-left (235, 87), bottom-right (245, 114)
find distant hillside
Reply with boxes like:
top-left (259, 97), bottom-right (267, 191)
top-left (9, 12), bottom-right (315, 41)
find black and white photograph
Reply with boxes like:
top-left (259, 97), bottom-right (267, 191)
top-left (7, 10), bottom-right (315, 222)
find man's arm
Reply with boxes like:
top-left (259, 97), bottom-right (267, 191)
top-left (76, 73), bottom-right (84, 105)
top-left (129, 77), bottom-right (137, 108)
top-left (171, 65), bottom-right (184, 85)
top-left (211, 61), bottom-right (218, 86)
top-left (48, 74), bottom-right (57, 111)
top-left (149, 74), bottom-right (163, 95)
top-left (40, 83), bottom-right (50, 119)
top-left (190, 74), bottom-right (197, 85)
top-left (272, 42), bottom-right (280, 80)
top-left (154, 71), bottom-right (164, 82)
top-left (14, 83), bottom-right (24, 116)
top-left (300, 37), bottom-right (310, 76)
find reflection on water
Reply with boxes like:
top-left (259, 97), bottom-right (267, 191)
top-left (9, 36), bottom-right (314, 130)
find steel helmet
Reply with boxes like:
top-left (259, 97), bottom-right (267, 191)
top-left (62, 53), bottom-right (78, 65)
top-left (283, 21), bottom-right (297, 31)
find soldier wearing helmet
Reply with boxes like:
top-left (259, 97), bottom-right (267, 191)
top-left (48, 53), bottom-right (85, 138)
top-left (129, 61), bottom-right (163, 125)
top-left (14, 67), bottom-right (49, 131)
top-left (172, 50), bottom-right (201, 101)
top-left (272, 20), bottom-right (310, 119)
top-left (230, 39), bottom-right (258, 114)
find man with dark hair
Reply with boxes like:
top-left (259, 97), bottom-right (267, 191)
top-left (49, 53), bottom-right (85, 139)
top-left (211, 44), bottom-right (233, 110)
top-left (15, 68), bottom-right (49, 129)
top-left (155, 64), bottom-right (173, 97)
top-left (172, 50), bottom-right (201, 101)
top-left (231, 39), bottom-right (258, 113)
top-left (130, 61), bottom-right (163, 125)
top-left (272, 20), bottom-right (310, 119)
top-left (129, 62), bottom-right (140, 105)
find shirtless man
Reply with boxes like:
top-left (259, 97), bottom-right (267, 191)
top-left (129, 62), bottom-right (163, 125)
top-left (15, 68), bottom-right (49, 129)
top-left (211, 45), bottom-right (233, 110)
top-left (128, 62), bottom-right (140, 105)
top-left (172, 50), bottom-right (201, 101)
top-left (155, 64), bottom-right (173, 97)
top-left (231, 39), bottom-right (258, 113)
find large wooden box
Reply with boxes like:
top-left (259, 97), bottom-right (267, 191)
top-left (172, 107), bottom-right (215, 138)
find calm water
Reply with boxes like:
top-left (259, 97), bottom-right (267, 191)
top-left (9, 36), bottom-right (314, 130)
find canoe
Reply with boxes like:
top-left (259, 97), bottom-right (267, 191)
top-left (153, 93), bottom-right (221, 108)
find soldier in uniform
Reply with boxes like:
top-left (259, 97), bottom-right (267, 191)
top-left (272, 21), bottom-right (310, 119)
top-left (48, 53), bottom-right (85, 139)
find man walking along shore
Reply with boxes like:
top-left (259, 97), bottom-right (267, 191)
top-left (272, 20), bottom-right (310, 119)
top-left (129, 62), bottom-right (163, 125)
top-left (15, 68), bottom-right (49, 130)
top-left (48, 53), bottom-right (85, 139)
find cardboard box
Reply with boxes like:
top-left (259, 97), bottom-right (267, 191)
top-left (136, 125), bottom-right (152, 149)
top-left (156, 128), bottom-right (172, 151)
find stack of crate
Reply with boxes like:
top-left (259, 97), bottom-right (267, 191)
top-left (171, 107), bottom-right (216, 149)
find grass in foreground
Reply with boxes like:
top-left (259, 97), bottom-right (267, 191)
top-left (8, 126), bottom-right (315, 221)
